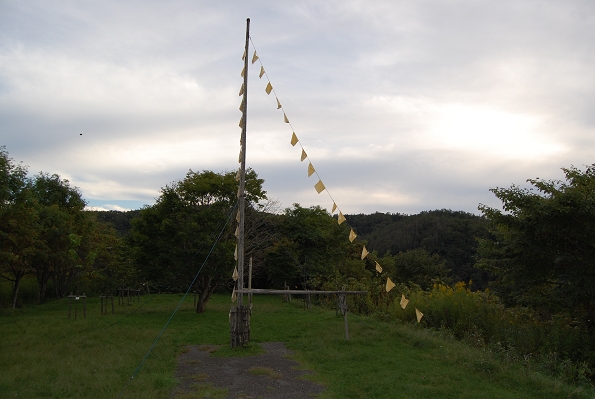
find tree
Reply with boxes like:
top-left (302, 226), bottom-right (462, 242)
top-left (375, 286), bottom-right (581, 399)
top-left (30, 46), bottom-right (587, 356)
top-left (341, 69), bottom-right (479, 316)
top-left (86, 222), bottom-right (135, 295)
top-left (0, 147), bottom-right (38, 308)
top-left (262, 204), bottom-right (363, 289)
top-left (30, 173), bottom-right (89, 302)
top-left (477, 165), bottom-right (595, 321)
top-left (130, 169), bottom-right (266, 313)
top-left (392, 248), bottom-right (450, 290)
top-left (1, 149), bottom-right (121, 306)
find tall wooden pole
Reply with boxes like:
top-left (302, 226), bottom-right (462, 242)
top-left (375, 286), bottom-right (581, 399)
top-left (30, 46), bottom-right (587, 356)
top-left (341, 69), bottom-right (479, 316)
top-left (230, 18), bottom-right (250, 348)
top-left (238, 18), bottom-right (249, 309)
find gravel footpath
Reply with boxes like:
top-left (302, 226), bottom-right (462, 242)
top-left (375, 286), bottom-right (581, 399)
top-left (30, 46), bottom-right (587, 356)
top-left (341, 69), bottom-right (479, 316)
top-left (172, 342), bottom-right (325, 399)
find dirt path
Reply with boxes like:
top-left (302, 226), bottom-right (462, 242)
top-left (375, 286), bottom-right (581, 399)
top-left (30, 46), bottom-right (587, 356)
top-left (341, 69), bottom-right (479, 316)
top-left (172, 342), bottom-right (326, 399)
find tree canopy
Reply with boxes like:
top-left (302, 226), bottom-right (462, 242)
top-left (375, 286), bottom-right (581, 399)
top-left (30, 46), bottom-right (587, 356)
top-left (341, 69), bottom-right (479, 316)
top-left (129, 168), bottom-right (266, 313)
top-left (0, 147), bottom-right (121, 307)
top-left (477, 165), bottom-right (595, 321)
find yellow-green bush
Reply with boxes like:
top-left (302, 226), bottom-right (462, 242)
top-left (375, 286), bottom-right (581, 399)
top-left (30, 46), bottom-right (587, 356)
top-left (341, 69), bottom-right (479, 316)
top-left (320, 279), bottom-right (595, 385)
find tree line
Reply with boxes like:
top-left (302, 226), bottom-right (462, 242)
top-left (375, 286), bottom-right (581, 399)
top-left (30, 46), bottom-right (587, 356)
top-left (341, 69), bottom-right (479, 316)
top-left (0, 147), bottom-right (130, 308)
top-left (4, 145), bottom-right (595, 334)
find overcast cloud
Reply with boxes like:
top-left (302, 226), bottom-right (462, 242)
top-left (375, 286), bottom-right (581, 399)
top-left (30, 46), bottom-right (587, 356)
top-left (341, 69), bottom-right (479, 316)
top-left (1, 0), bottom-right (594, 215)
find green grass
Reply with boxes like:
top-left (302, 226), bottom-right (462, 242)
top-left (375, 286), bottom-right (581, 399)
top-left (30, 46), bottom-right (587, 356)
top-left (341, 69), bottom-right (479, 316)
top-left (0, 293), bottom-right (593, 399)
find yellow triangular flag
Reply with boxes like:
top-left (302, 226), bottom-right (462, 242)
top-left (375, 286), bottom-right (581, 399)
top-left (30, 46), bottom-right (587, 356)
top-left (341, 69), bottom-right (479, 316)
top-left (239, 83), bottom-right (244, 96)
top-left (400, 294), bottom-right (409, 310)
top-left (338, 212), bottom-right (346, 225)
top-left (242, 49), bottom-right (246, 60)
top-left (300, 149), bottom-right (307, 162)
top-left (237, 185), bottom-right (241, 198)
top-left (361, 246), bottom-right (369, 260)
top-left (259, 66), bottom-right (265, 78)
top-left (375, 261), bottom-right (383, 273)
top-left (234, 244), bottom-right (238, 260)
top-left (239, 99), bottom-right (244, 112)
top-left (276, 97), bottom-right (282, 109)
top-left (283, 113), bottom-right (289, 123)
top-left (251, 51), bottom-right (259, 64)
top-left (332, 203), bottom-right (337, 213)
top-left (235, 225), bottom-right (239, 238)
top-left (235, 168), bottom-right (240, 181)
top-left (241, 67), bottom-right (245, 77)
top-left (231, 288), bottom-right (237, 302)
top-left (236, 210), bottom-right (240, 223)
top-left (238, 148), bottom-right (243, 163)
top-left (232, 266), bottom-right (238, 281)
top-left (307, 163), bottom-right (315, 177)
top-left (239, 116), bottom-right (243, 128)
top-left (349, 229), bottom-right (357, 243)
top-left (314, 180), bottom-right (325, 194)
top-left (386, 277), bottom-right (395, 292)
top-left (290, 132), bottom-right (299, 146)
top-left (265, 82), bottom-right (273, 95)
top-left (416, 308), bottom-right (424, 323)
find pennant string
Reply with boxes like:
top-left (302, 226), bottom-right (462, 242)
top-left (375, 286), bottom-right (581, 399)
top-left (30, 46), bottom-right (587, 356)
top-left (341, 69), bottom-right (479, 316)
top-left (249, 36), bottom-right (349, 232)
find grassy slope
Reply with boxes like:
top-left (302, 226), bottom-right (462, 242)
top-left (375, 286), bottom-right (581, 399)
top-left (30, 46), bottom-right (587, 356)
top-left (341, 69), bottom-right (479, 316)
top-left (0, 294), bottom-right (591, 399)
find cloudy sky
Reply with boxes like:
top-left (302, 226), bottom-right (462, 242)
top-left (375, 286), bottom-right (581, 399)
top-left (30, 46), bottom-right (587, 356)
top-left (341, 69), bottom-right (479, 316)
top-left (1, 1), bottom-right (594, 215)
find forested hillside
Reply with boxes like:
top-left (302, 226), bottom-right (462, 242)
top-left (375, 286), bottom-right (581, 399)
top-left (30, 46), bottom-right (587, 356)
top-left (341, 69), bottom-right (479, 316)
top-left (346, 210), bottom-right (492, 289)
top-left (93, 208), bottom-right (493, 289)
top-left (92, 210), bottom-right (140, 236)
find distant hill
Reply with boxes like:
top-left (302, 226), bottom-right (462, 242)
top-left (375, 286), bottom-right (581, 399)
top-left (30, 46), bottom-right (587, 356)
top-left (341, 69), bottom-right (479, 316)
top-left (92, 208), bottom-right (493, 289)
top-left (90, 210), bottom-right (141, 236)
top-left (346, 210), bottom-right (492, 289)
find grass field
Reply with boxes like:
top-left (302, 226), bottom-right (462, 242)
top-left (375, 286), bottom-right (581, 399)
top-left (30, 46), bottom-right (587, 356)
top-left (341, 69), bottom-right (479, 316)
top-left (0, 293), bottom-right (593, 399)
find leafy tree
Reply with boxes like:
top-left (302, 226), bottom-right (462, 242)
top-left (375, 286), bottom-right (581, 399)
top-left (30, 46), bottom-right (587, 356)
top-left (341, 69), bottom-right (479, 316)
top-left (130, 169), bottom-right (266, 313)
top-left (86, 222), bottom-right (136, 295)
top-left (1, 148), bottom-right (123, 306)
top-left (0, 147), bottom-right (38, 308)
top-left (477, 165), bottom-right (595, 322)
top-left (30, 173), bottom-right (90, 301)
top-left (262, 205), bottom-right (364, 290)
top-left (392, 248), bottom-right (450, 290)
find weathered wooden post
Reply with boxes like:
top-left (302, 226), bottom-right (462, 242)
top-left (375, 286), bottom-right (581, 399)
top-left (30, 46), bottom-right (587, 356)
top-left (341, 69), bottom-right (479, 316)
top-left (100, 294), bottom-right (113, 315)
top-left (68, 292), bottom-right (73, 319)
top-left (283, 282), bottom-right (292, 303)
top-left (338, 287), bottom-right (349, 341)
top-left (67, 293), bottom-right (86, 319)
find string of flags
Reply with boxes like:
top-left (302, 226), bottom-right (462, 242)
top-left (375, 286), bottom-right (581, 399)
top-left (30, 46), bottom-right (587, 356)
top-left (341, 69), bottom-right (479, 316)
top-left (232, 39), bottom-right (424, 324)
